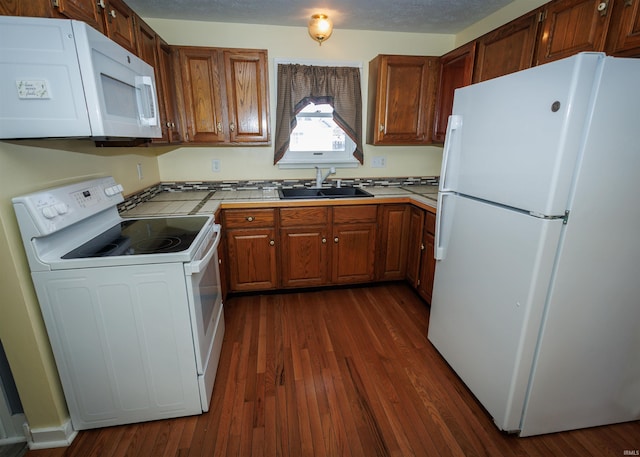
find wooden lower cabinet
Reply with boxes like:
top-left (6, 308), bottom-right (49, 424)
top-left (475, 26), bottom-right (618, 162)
top-left (278, 205), bottom-right (377, 288)
top-left (224, 209), bottom-right (278, 292)
top-left (279, 207), bottom-right (330, 288)
top-left (223, 203), bottom-right (436, 297)
top-left (406, 206), bottom-right (437, 303)
top-left (417, 212), bottom-right (437, 303)
top-left (376, 204), bottom-right (410, 281)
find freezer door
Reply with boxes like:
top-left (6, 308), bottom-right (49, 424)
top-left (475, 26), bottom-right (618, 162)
top-left (428, 194), bottom-right (562, 432)
top-left (442, 53), bottom-right (602, 216)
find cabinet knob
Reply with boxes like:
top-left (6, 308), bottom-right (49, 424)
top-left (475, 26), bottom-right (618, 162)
top-left (97, 0), bottom-right (106, 9)
top-left (269, 240), bottom-right (275, 246)
top-left (597, 1), bottom-right (608, 15)
top-left (378, 124), bottom-right (384, 132)
top-left (334, 237), bottom-right (339, 243)
top-left (109, 9), bottom-right (117, 18)
top-left (246, 216), bottom-right (254, 222)
top-left (230, 123), bottom-right (236, 132)
top-left (420, 243), bottom-right (425, 251)
top-left (217, 122), bottom-right (223, 133)
top-left (321, 237), bottom-right (327, 244)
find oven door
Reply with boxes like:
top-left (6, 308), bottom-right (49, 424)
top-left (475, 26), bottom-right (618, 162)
top-left (184, 223), bottom-right (224, 411)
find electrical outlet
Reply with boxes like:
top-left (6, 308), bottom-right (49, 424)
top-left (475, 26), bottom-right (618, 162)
top-left (371, 156), bottom-right (386, 168)
top-left (212, 159), bottom-right (221, 172)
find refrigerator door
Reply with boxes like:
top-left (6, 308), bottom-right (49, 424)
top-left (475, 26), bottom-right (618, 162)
top-left (441, 53), bottom-right (602, 216)
top-left (520, 56), bottom-right (640, 436)
top-left (428, 194), bottom-right (562, 431)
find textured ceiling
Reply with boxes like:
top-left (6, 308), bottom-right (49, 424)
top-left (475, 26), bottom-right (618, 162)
top-left (126, 0), bottom-right (515, 34)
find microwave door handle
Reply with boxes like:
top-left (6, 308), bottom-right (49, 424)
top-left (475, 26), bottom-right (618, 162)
top-left (137, 76), bottom-right (159, 126)
top-left (185, 224), bottom-right (221, 275)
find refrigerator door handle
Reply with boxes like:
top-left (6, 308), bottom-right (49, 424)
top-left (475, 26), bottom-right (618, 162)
top-left (440, 115), bottom-right (463, 192)
top-left (435, 192), bottom-right (453, 260)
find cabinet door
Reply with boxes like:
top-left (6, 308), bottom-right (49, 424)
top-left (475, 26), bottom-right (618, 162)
top-left (473, 10), bottom-right (540, 83)
top-left (376, 204), bottom-right (410, 281)
top-left (332, 206), bottom-right (377, 284)
top-left (405, 206), bottom-right (425, 288)
top-left (226, 228), bottom-right (277, 291)
top-left (280, 227), bottom-right (329, 288)
top-left (51, 0), bottom-right (105, 33)
top-left (102, 0), bottom-right (137, 53)
top-left (606, 0), bottom-right (640, 56)
top-left (332, 223), bottom-right (376, 284)
top-left (177, 47), bottom-right (226, 143)
top-left (157, 40), bottom-right (182, 143)
top-left (536, 0), bottom-right (612, 65)
top-left (417, 213), bottom-right (436, 303)
top-left (368, 55), bottom-right (438, 145)
top-left (279, 207), bottom-right (330, 288)
top-left (223, 50), bottom-right (270, 144)
top-left (433, 42), bottom-right (476, 143)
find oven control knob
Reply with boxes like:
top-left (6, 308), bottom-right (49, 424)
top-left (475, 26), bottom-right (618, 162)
top-left (54, 203), bottom-right (68, 215)
top-left (42, 206), bottom-right (57, 219)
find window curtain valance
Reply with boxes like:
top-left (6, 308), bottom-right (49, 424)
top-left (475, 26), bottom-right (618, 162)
top-left (274, 64), bottom-right (363, 164)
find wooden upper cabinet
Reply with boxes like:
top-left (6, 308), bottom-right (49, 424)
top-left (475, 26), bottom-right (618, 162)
top-left (157, 39), bottom-right (182, 143)
top-left (223, 50), bottom-right (270, 144)
top-left (102, 0), bottom-right (137, 53)
top-left (367, 55), bottom-right (438, 145)
top-left (48, 0), bottom-right (137, 53)
top-left (175, 46), bottom-right (270, 145)
top-left (175, 47), bottom-right (227, 143)
top-left (135, 19), bottom-right (181, 144)
top-left (473, 10), bottom-right (540, 83)
top-left (432, 42), bottom-right (476, 143)
top-left (536, 0), bottom-right (613, 64)
top-left (606, 0), bottom-right (640, 56)
top-left (51, 0), bottom-right (105, 33)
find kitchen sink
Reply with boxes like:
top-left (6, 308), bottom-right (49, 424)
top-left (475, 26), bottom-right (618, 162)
top-left (278, 187), bottom-right (373, 199)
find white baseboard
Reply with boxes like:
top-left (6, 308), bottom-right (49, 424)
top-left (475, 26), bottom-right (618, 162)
top-left (25, 419), bottom-right (77, 449)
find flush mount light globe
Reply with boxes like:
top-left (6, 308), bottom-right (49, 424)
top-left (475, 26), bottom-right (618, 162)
top-left (308, 13), bottom-right (333, 45)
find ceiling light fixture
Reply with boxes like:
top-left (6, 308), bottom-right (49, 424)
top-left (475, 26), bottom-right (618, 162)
top-left (308, 13), bottom-right (333, 46)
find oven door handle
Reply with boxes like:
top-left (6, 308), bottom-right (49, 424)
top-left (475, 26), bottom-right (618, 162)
top-left (184, 224), bottom-right (221, 275)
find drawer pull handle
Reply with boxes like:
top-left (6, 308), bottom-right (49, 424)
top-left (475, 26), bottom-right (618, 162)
top-left (246, 216), bottom-right (254, 222)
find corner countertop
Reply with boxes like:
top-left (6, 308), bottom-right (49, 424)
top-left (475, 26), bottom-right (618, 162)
top-left (120, 185), bottom-right (438, 218)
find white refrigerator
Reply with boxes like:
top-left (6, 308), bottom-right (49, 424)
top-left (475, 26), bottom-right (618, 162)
top-left (428, 52), bottom-right (640, 437)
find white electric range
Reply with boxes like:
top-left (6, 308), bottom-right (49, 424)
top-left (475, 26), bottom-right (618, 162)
top-left (12, 176), bottom-right (224, 430)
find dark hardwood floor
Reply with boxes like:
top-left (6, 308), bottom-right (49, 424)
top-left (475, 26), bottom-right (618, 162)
top-left (26, 283), bottom-right (639, 456)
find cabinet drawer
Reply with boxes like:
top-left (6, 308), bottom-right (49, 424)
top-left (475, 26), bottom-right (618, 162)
top-left (279, 207), bottom-right (329, 227)
top-left (333, 205), bottom-right (377, 224)
top-left (425, 211), bottom-right (436, 235)
top-left (224, 209), bottom-right (275, 228)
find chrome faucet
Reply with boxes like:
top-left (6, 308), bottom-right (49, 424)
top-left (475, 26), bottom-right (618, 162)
top-left (315, 166), bottom-right (336, 187)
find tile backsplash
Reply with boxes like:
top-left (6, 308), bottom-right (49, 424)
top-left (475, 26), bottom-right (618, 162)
top-left (118, 176), bottom-right (438, 213)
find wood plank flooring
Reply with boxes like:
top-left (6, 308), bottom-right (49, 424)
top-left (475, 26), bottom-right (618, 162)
top-left (25, 283), bottom-right (639, 457)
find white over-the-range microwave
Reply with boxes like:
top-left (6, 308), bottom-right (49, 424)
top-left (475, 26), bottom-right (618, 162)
top-left (0, 16), bottom-right (161, 140)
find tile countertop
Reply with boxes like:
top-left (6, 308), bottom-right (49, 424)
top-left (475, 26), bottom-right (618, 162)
top-left (120, 186), bottom-right (438, 218)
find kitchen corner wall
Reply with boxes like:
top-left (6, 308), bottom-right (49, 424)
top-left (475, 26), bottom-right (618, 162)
top-left (0, 0), bottom-right (540, 441)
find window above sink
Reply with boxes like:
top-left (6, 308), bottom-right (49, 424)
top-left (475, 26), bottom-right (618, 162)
top-left (277, 102), bottom-right (360, 169)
